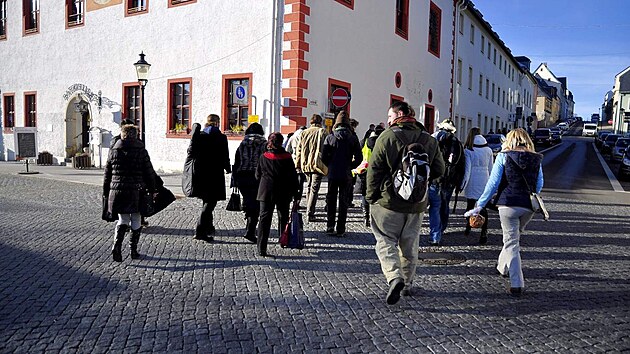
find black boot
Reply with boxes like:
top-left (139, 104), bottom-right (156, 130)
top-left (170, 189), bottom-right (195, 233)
top-left (244, 217), bottom-right (257, 243)
top-left (130, 227), bottom-right (141, 259)
top-left (112, 224), bottom-right (128, 262)
top-left (464, 223), bottom-right (471, 236)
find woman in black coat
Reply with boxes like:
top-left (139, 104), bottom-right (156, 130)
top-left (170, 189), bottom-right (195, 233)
top-left (233, 123), bottom-right (266, 243)
top-left (182, 119), bottom-right (231, 242)
top-left (103, 125), bottom-right (156, 262)
top-left (255, 132), bottom-right (300, 257)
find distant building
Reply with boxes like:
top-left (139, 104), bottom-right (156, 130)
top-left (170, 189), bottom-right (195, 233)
top-left (611, 66), bottom-right (630, 135)
top-left (452, 1), bottom-right (537, 138)
top-left (534, 63), bottom-right (575, 122)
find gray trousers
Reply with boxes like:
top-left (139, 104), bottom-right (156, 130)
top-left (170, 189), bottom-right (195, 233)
top-left (371, 203), bottom-right (424, 285)
top-left (497, 206), bottom-right (535, 288)
top-left (305, 173), bottom-right (323, 217)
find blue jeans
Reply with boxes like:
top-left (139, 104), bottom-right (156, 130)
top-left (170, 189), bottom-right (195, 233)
top-left (427, 184), bottom-right (442, 243)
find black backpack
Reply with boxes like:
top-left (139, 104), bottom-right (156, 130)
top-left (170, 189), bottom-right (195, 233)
top-left (391, 127), bottom-right (431, 203)
top-left (436, 130), bottom-right (465, 189)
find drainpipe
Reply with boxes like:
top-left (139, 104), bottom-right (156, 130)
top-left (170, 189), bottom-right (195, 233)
top-left (268, 0), bottom-right (278, 135)
top-left (273, 0), bottom-right (284, 133)
top-left (451, 0), bottom-right (468, 134)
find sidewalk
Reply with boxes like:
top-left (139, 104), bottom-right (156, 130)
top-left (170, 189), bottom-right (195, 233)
top-left (0, 161), bottom-right (187, 197)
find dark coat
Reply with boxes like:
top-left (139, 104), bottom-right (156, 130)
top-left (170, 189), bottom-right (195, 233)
top-left (496, 151), bottom-right (543, 209)
top-left (103, 138), bottom-right (156, 215)
top-left (256, 148), bottom-right (300, 202)
top-left (366, 120), bottom-right (445, 213)
top-left (321, 126), bottom-right (362, 181)
top-left (182, 123), bottom-right (231, 201)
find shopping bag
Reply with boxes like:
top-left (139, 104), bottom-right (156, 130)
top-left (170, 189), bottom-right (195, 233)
top-left (280, 201), bottom-right (304, 249)
top-left (226, 187), bottom-right (241, 211)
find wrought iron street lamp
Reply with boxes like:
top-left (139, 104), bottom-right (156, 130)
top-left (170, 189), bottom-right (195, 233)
top-left (134, 52), bottom-right (151, 142)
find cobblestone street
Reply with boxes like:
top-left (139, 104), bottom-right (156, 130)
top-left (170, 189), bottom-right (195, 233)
top-left (1, 168), bottom-right (629, 353)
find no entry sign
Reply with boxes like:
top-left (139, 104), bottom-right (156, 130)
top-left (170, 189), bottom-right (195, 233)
top-left (331, 88), bottom-right (350, 108)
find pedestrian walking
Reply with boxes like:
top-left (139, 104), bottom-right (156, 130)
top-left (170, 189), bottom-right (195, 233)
top-left (294, 114), bottom-right (329, 222)
top-left (286, 126), bottom-right (307, 204)
top-left (233, 122), bottom-right (266, 243)
top-left (347, 118), bottom-right (361, 208)
top-left (467, 128), bottom-right (544, 296)
top-left (366, 101), bottom-right (445, 304)
top-left (428, 119), bottom-right (465, 246)
top-left (256, 132), bottom-right (301, 257)
top-left (460, 127), bottom-right (494, 244)
top-left (353, 124), bottom-right (384, 227)
top-left (182, 116), bottom-right (231, 242)
top-left (103, 124), bottom-right (157, 262)
top-left (321, 111), bottom-right (362, 237)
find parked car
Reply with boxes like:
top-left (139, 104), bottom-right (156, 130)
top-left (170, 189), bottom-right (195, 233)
top-left (483, 134), bottom-right (505, 156)
top-left (550, 129), bottom-right (562, 144)
top-left (601, 134), bottom-right (621, 155)
top-left (595, 131), bottom-right (612, 149)
top-left (557, 122), bottom-right (569, 130)
top-left (618, 149), bottom-right (630, 180)
top-left (582, 123), bottom-right (597, 137)
top-left (533, 128), bottom-right (553, 146)
top-left (612, 138), bottom-right (630, 162)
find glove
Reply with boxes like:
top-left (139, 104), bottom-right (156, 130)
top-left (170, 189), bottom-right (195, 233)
top-left (464, 206), bottom-right (483, 218)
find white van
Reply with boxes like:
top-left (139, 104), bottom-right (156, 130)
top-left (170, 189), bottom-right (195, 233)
top-left (582, 123), bottom-right (597, 137)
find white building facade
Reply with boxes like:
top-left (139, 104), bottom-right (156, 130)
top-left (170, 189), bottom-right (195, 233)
top-left (611, 66), bottom-right (630, 135)
top-left (451, 1), bottom-right (536, 140)
top-left (1, 0), bottom-right (455, 171)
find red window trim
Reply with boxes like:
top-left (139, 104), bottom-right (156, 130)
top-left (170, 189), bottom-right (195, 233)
top-left (395, 0), bottom-right (409, 40)
top-left (24, 91), bottom-right (37, 127)
top-left (125, 0), bottom-right (148, 17)
top-left (3, 92), bottom-right (15, 133)
top-left (334, 0), bottom-right (354, 10)
top-left (328, 78), bottom-right (352, 116)
top-left (166, 78), bottom-right (192, 138)
top-left (122, 82), bottom-right (141, 123)
top-left (22, 0), bottom-right (40, 36)
top-left (390, 94), bottom-right (405, 106)
top-left (168, 0), bottom-right (196, 9)
top-left (424, 103), bottom-right (435, 133)
top-left (221, 73), bottom-right (253, 133)
top-left (65, 0), bottom-right (85, 29)
top-left (428, 1), bottom-right (441, 58)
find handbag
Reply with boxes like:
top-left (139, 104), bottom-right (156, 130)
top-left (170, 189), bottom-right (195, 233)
top-left (144, 186), bottom-right (176, 217)
top-left (101, 195), bottom-right (117, 222)
top-left (226, 187), bottom-right (241, 211)
top-left (280, 201), bottom-right (304, 249)
top-left (508, 156), bottom-right (549, 221)
top-left (530, 192), bottom-right (549, 221)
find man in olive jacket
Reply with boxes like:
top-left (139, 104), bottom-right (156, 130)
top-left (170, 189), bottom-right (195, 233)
top-left (366, 101), bottom-right (445, 305)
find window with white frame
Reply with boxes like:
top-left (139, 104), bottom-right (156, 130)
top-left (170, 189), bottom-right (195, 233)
top-left (66, 0), bottom-right (84, 27)
top-left (23, 0), bottom-right (39, 35)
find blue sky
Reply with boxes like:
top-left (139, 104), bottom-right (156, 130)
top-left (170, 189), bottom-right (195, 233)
top-left (472, 0), bottom-right (630, 119)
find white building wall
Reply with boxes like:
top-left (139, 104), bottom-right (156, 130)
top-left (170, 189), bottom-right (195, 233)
top-left (1, 0), bottom-right (455, 170)
top-left (299, 0), bottom-right (454, 136)
top-left (0, 1), bottom-right (273, 171)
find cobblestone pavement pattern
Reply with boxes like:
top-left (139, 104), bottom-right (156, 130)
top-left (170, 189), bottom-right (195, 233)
top-left (1, 168), bottom-right (629, 353)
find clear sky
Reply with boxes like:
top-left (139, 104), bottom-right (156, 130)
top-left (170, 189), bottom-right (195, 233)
top-left (472, 0), bottom-right (630, 119)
